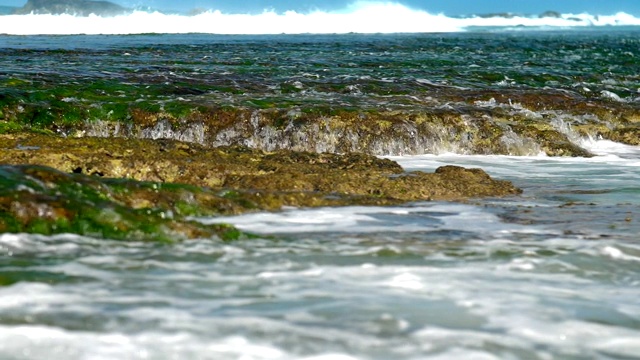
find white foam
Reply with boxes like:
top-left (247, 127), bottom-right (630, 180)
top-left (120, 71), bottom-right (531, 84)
top-left (301, 355), bottom-right (360, 360)
top-left (598, 245), bottom-right (640, 262)
top-left (0, 326), bottom-right (298, 360)
top-left (387, 272), bottom-right (424, 290)
top-left (459, 11), bottom-right (640, 29)
top-left (1, 232), bottom-right (638, 359)
top-left (1, 3), bottom-right (639, 35)
top-left (194, 203), bottom-right (528, 235)
top-left (0, 233), bottom-right (88, 255)
top-left (0, 4), bottom-right (461, 35)
top-left (388, 143), bottom-right (640, 181)
top-left (579, 138), bottom-right (640, 159)
top-left (502, 319), bottom-right (640, 358)
top-left (601, 90), bottom-right (626, 102)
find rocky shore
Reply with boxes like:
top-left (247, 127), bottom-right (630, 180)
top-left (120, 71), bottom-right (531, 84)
top-left (1, 71), bottom-right (638, 158)
top-left (0, 133), bottom-right (521, 241)
top-left (2, 33), bottom-right (638, 242)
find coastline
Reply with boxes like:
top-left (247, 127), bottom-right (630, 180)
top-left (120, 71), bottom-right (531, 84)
top-left (1, 32), bottom-right (638, 241)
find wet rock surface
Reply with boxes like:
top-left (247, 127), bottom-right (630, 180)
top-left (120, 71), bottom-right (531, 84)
top-left (0, 164), bottom-right (246, 242)
top-left (0, 134), bottom-right (521, 241)
top-left (1, 33), bottom-right (639, 158)
top-left (4, 33), bottom-right (638, 240)
top-left (1, 87), bottom-right (638, 158)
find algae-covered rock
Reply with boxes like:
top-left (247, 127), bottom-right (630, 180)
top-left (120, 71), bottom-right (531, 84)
top-left (2, 65), bottom-right (638, 156)
top-left (0, 134), bottom-right (521, 240)
top-left (608, 126), bottom-right (640, 146)
top-left (1, 35), bottom-right (639, 157)
top-left (0, 165), bottom-right (252, 242)
top-left (2, 80), bottom-right (637, 157)
top-left (0, 133), bottom-right (521, 199)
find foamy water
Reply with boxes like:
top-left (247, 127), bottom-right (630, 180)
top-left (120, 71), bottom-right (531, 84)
top-left (2, 139), bottom-right (637, 359)
top-left (1, 2), bottom-right (640, 35)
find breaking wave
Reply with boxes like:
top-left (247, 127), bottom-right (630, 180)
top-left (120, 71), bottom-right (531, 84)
top-left (1, 2), bottom-right (640, 35)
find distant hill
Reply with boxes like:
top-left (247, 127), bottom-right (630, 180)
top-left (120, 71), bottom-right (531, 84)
top-left (13, 0), bottom-right (129, 16)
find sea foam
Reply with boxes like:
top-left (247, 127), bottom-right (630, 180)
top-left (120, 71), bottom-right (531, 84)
top-left (1, 2), bottom-right (639, 35)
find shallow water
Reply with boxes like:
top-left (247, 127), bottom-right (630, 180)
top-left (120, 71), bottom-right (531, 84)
top-left (1, 139), bottom-right (639, 359)
top-left (2, 30), bottom-right (640, 108)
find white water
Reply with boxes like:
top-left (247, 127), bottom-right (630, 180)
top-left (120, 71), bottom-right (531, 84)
top-left (1, 2), bottom-right (640, 35)
top-left (203, 139), bottom-right (640, 232)
top-left (1, 139), bottom-right (639, 359)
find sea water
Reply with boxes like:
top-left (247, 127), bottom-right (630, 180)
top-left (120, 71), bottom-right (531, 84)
top-left (1, 18), bottom-right (640, 359)
top-left (0, 140), bottom-right (638, 359)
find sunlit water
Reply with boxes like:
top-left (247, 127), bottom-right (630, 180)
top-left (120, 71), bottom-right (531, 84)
top-left (1, 139), bottom-right (639, 359)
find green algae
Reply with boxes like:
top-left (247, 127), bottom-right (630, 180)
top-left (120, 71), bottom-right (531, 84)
top-left (2, 79), bottom-right (634, 156)
top-left (0, 121), bottom-right (23, 134)
top-left (0, 133), bottom-right (521, 240)
top-left (1, 47), bottom-right (637, 155)
top-left (0, 164), bottom-right (255, 242)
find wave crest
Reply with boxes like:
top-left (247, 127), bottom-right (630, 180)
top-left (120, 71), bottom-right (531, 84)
top-left (1, 1), bottom-right (639, 35)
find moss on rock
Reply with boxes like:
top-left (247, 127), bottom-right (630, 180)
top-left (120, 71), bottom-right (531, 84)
top-left (0, 165), bottom-right (250, 242)
top-left (0, 133), bottom-right (521, 240)
top-left (2, 81), bottom-right (639, 157)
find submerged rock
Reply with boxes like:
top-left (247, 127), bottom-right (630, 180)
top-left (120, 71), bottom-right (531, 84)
top-left (0, 134), bottom-right (521, 240)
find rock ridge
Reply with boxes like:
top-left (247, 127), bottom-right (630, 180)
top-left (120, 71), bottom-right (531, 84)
top-left (0, 133), bottom-right (522, 241)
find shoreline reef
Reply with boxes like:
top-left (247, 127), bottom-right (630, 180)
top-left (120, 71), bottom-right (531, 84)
top-left (1, 80), bottom-right (638, 242)
top-left (1, 34), bottom-right (638, 241)
top-left (0, 133), bottom-right (521, 241)
top-left (1, 78), bottom-right (638, 157)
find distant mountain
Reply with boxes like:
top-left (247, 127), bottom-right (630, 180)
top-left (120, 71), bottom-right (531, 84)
top-left (13, 0), bottom-right (129, 16)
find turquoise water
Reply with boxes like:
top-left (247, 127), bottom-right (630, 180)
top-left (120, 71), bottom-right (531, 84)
top-left (1, 30), bottom-right (640, 358)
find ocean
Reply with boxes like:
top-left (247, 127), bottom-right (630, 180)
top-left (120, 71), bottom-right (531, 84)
top-left (1, 6), bottom-right (640, 359)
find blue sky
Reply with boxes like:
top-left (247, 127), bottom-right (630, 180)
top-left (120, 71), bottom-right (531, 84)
top-left (3, 0), bottom-right (640, 16)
